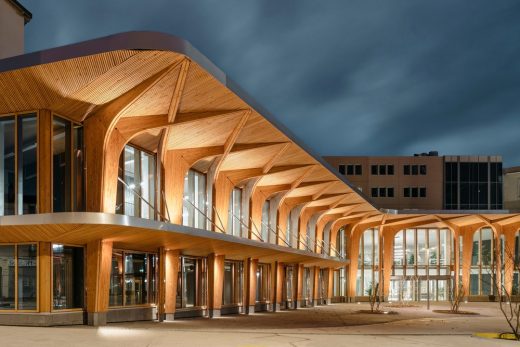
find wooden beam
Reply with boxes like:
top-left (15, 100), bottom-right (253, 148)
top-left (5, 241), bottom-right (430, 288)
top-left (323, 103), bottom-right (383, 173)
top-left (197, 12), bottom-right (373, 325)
top-left (263, 142), bottom-right (290, 174)
top-left (167, 59), bottom-right (190, 123)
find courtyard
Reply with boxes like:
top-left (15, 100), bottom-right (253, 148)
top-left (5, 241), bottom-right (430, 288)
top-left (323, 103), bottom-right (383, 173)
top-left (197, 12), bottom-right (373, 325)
top-left (0, 302), bottom-right (517, 346)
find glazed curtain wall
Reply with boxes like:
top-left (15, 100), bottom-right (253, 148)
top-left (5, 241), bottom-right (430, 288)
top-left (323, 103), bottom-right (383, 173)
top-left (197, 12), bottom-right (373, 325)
top-left (182, 169), bottom-right (208, 229)
top-left (0, 114), bottom-right (37, 216)
top-left (116, 145), bottom-right (156, 220)
top-left (470, 227), bottom-right (495, 296)
top-left (52, 244), bottom-right (84, 310)
top-left (356, 228), bottom-right (379, 296)
top-left (109, 250), bottom-right (157, 307)
top-left (390, 228), bottom-right (453, 301)
top-left (0, 244), bottom-right (37, 311)
top-left (176, 256), bottom-right (207, 308)
top-left (52, 115), bottom-right (85, 213)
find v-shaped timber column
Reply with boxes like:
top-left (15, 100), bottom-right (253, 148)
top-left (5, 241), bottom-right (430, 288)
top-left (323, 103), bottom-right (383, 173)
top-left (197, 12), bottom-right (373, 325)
top-left (84, 64), bottom-right (179, 213)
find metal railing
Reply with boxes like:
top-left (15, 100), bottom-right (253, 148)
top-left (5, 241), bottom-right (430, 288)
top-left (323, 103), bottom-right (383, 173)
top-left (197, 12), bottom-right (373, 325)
top-left (116, 178), bottom-right (345, 258)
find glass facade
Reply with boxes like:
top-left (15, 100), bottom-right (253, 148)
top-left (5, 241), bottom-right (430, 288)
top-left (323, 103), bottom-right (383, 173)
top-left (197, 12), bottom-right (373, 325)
top-left (284, 265), bottom-right (295, 302)
top-left (52, 116), bottom-right (85, 212)
top-left (390, 228), bottom-right (453, 301)
top-left (182, 169), bottom-right (207, 229)
top-left (470, 227), bottom-right (495, 296)
top-left (52, 244), bottom-right (84, 309)
top-left (176, 256), bottom-right (207, 308)
top-left (109, 250), bottom-right (157, 307)
top-left (0, 114), bottom-right (37, 216)
top-left (356, 228), bottom-right (379, 296)
top-left (255, 263), bottom-right (270, 303)
top-left (445, 160), bottom-right (503, 210)
top-left (116, 145), bottom-right (156, 219)
top-left (228, 187), bottom-right (243, 237)
top-left (302, 267), bottom-right (313, 302)
top-left (0, 244), bottom-right (37, 311)
top-left (261, 199), bottom-right (271, 242)
top-left (222, 260), bottom-right (243, 306)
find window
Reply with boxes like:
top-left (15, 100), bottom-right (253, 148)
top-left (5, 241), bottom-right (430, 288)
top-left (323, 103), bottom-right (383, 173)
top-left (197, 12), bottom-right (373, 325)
top-left (356, 228), bottom-right (379, 296)
top-left (371, 165), bottom-right (378, 175)
top-left (470, 228), bottom-right (495, 296)
top-left (228, 187), bottom-right (243, 237)
top-left (176, 256), bottom-right (207, 308)
top-left (52, 244), bottom-right (84, 309)
top-left (256, 263), bottom-right (270, 303)
top-left (404, 187), bottom-right (410, 197)
top-left (379, 165), bottom-right (386, 175)
top-left (412, 165), bottom-right (419, 175)
top-left (0, 114), bottom-right (37, 216)
top-left (404, 187), bottom-right (426, 198)
top-left (182, 169), bottom-right (207, 229)
top-left (339, 165), bottom-right (346, 175)
top-left (420, 187), bottom-right (427, 198)
top-left (0, 244), bottom-right (38, 311)
top-left (420, 165), bottom-right (427, 175)
top-left (116, 145), bottom-right (156, 220)
top-left (411, 187), bottom-right (419, 198)
top-left (52, 116), bottom-right (85, 212)
top-left (355, 165), bottom-right (362, 175)
top-left (390, 229), bottom-right (453, 301)
top-left (222, 260), bottom-right (243, 306)
top-left (388, 165), bottom-right (394, 175)
top-left (346, 165), bottom-right (354, 175)
top-left (372, 187), bottom-right (393, 198)
top-left (404, 165), bottom-right (410, 175)
top-left (109, 250), bottom-right (157, 307)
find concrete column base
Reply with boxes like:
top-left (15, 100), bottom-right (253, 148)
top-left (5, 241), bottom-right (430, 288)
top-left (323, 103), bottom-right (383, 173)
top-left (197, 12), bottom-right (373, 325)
top-left (325, 298), bottom-right (332, 305)
top-left (272, 303), bottom-right (281, 312)
top-left (247, 305), bottom-right (255, 314)
top-left (209, 308), bottom-right (221, 318)
top-left (87, 312), bottom-right (107, 326)
top-left (164, 313), bottom-right (175, 321)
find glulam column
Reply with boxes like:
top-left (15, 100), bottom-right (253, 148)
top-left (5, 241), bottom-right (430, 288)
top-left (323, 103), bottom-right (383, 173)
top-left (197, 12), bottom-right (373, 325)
top-left (208, 253), bottom-right (225, 317)
top-left (86, 240), bottom-right (113, 326)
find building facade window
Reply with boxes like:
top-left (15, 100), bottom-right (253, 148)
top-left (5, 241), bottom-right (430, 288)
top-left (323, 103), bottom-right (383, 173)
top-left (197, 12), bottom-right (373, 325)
top-left (261, 199), bottom-right (270, 242)
top-left (371, 187), bottom-right (394, 198)
top-left (256, 263), bottom-right (270, 303)
top-left (0, 114), bottom-right (37, 216)
top-left (338, 165), bottom-right (345, 175)
top-left (52, 244), bottom-right (84, 310)
top-left (370, 165), bottom-right (394, 175)
top-left (356, 228), bottom-right (379, 296)
top-left (444, 160), bottom-right (503, 210)
top-left (302, 267), bottom-right (313, 304)
top-left (0, 244), bottom-right (38, 311)
top-left (222, 260), bottom-right (243, 306)
top-left (470, 227), bottom-right (495, 296)
top-left (390, 228), bottom-right (453, 301)
top-left (176, 256), bottom-right (207, 308)
top-left (345, 164), bottom-right (362, 176)
top-left (52, 116), bottom-right (85, 212)
top-left (403, 187), bottom-right (426, 198)
top-left (109, 250), bottom-right (157, 307)
top-left (228, 187), bottom-right (243, 237)
top-left (182, 169), bottom-right (207, 229)
top-left (116, 145), bottom-right (156, 220)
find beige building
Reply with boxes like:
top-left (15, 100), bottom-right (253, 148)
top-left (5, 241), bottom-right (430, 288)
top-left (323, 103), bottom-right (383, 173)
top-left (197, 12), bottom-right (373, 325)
top-left (504, 167), bottom-right (520, 210)
top-left (324, 154), bottom-right (444, 210)
top-left (324, 154), bottom-right (503, 211)
top-left (0, 0), bottom-right (31, 60)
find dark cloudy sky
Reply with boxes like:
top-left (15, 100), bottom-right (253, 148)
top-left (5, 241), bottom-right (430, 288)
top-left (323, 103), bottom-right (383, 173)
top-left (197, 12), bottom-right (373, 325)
top-left (22, 0), bottom-right (520, 166)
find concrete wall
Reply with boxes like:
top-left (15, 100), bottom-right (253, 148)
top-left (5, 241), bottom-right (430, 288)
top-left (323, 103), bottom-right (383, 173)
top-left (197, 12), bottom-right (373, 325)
top-left (0, 0), bottom-right (25, 59)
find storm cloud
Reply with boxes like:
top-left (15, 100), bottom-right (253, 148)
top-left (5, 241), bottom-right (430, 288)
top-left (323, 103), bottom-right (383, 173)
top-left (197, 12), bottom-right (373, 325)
top-left (22, 0), bottom-right (520, 165)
